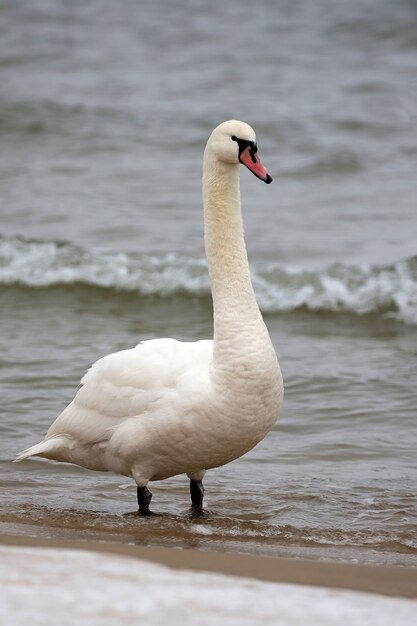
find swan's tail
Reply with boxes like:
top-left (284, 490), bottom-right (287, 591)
top-left (14, 438), bottom-right (63, 463)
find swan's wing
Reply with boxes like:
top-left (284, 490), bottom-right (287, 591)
top-left (45, 338), bottom-right (213, 445)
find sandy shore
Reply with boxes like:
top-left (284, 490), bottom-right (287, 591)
top-left (1, 533), bottom-right (416, 599)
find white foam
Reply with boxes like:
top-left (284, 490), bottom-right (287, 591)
top-left (0, 545), bottom-right (415, 626)
top-left (1, 236), bottom-right (416, 324)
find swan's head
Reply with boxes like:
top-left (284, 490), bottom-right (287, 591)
top-left (206, 120), bottom-right (272, 184)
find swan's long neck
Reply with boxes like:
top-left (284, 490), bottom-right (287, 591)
top-left (203, 150), bottom-right (269, 366)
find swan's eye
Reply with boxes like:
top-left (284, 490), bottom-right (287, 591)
top-left (231, 135), bottom-right (257, 157)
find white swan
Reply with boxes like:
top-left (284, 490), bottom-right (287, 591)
top-left (15, 120), bottom-right (284, 515)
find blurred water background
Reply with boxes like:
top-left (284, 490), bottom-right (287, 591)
top-left (1, 0), bottom-right (416, 566)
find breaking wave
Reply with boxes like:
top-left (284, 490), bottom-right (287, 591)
top-left (1, 235), bottom-right (416, 325)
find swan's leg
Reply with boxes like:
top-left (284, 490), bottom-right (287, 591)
top-left (137, 485), bottom-right (152, 516)
top-left (190, 479), bottom-right (204, 513)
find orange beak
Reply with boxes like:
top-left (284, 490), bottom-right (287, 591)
top-left (239, 146), bottom-right (272, 184)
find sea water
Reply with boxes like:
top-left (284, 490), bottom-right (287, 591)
top-left (1, 0), bottom-right (416, 566)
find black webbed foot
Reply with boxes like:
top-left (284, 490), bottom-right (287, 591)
top-left (137, 485), bottom-right (153, 516)
top-left (189, 479), bottom-right (204, 517)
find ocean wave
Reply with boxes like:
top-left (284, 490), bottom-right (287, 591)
top-left (1, 236), bottom-right (416, 325)
top-left (281, 148), bottom-right (364, 177)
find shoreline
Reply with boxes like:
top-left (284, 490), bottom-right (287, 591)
top-left (1, 533), bottom-right (416, 599)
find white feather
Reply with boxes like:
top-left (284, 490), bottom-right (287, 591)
top-left (15, 120), bottom-right (284, 504)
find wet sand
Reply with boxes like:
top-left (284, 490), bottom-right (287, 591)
top-left (1, 533), bottom-right (416, 599)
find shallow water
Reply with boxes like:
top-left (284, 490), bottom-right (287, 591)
top-left (2, 288), bottom-right (416, 565)
top-left (1, 0), bottom-right (417, 566)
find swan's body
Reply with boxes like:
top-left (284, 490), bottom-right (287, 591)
top-left (15, 120), bottom-right (284, 514)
